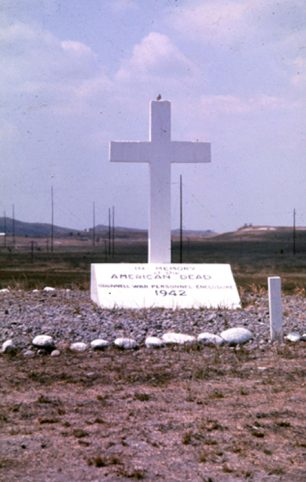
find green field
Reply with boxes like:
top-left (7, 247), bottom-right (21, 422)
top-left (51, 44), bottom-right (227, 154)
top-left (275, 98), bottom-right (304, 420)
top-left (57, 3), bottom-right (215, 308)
top-left (0, 229), bottom-right (306, 294)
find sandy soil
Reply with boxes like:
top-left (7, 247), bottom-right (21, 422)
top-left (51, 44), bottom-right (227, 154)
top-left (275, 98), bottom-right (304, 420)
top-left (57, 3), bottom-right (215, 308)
top-left (0, 343), bottom-right (305, 481)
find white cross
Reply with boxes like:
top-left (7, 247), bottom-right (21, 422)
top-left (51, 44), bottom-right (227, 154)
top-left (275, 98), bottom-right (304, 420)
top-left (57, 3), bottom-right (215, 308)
top-left (110, 100), bottom-right (211, 263)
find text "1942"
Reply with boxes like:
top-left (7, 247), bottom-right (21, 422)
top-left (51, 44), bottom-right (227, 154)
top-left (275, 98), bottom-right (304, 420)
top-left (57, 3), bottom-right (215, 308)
top-left (154, 289), bottom-right (186, 297)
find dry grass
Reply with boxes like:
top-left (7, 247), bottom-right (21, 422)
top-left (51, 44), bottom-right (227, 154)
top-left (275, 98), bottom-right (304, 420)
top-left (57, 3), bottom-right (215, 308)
top-left (0, 344), bottom-right (305, 481)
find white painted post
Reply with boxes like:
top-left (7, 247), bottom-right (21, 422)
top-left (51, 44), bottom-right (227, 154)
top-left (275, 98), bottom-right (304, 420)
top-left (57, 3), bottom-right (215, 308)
top-left (268, 276), bottom-right (283, 341)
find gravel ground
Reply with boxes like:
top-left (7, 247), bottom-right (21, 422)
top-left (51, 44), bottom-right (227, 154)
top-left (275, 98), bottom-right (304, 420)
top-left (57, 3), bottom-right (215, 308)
top-left (1, 289), bottom-right (306, 481)
top-left (1, 289), bottom-right (305, 350)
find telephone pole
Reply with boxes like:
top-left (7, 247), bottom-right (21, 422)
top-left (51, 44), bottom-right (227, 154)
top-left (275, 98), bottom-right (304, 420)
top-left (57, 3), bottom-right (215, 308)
top-left (293, 208), bottom-right (296, 255)
top-left (51, 186), bottom-right (54, 253)
top-left (92, 201), bottom-right (96, 248)
top-left (108, 207), bottom-right (111, 256)
top-left (12, 204), bottom-right (15, 248)
top-left (3, 210), bottom-right (6, 247)
top-left (112, 205), bottom-right (115, 257)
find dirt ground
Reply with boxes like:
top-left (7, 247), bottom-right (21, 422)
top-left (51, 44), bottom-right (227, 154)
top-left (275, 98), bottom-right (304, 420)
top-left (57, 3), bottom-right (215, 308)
top-left (0, 344), bottom-right (305, 482)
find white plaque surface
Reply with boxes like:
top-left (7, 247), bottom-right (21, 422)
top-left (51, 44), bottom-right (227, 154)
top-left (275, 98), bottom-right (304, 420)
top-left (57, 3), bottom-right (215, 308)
top-left (91, 263), bottom-right (241, 309)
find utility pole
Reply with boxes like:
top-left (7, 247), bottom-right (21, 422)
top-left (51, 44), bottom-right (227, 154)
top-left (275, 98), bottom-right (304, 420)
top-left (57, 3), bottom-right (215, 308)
top-left (51, 186), bottom-right (54, 253)
top-left (31, 240), bottom-right (35, 262)
top-left (92, 201), bottom-right (96, 249)
top-left (112, 205), bottom-right (115, 258)
top-left (3, 210), bottom-right (6, 247)
top-left (179, 175), bottom-right (183, 263)
top-left (108, 207), bottom-right (111, 256)
top-left (12, 204), bottom-right (15, 248)
top-left (293, 208), bottom-right (296, 255)
top-left (104, 239), bottom-right (108, 262)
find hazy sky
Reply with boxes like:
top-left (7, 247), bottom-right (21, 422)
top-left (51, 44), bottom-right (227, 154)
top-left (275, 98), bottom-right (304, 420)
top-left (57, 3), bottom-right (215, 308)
top-left (1, 0), bottom-right (305, 232)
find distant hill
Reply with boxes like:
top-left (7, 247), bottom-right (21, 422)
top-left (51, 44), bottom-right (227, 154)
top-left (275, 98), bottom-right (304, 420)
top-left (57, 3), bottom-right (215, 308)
top-left (0, 218), bottom-right (216, 239)
top-left (1, 218), bottom-right (304, 242)
top-left (92, 224), bottom-right (146, 239)
top-left (172, 228), bottom-right (215, 239)
top-left (0, 218), bottom-right (80, 238)
top-left (214, 225), bottom-right (306, 242)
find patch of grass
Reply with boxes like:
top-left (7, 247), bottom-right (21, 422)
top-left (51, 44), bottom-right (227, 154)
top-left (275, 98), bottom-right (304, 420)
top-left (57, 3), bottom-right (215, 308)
top-left (182, 431), bottom-right (193, 445)
top-left (183, 429), bottom-right (219, 447)
top-left (193, 367), bottom-right (226, 380)
top-left (275, 420), bottom-right (291, 428)
top-left (209, 389), bottom-right (224, 399)
top-left (87, 454), bottom-right (121, 467)
top-left (239, 387), bottom-right (249, 396)
top-left (0, 413), bottom-right (8, 423)
top-left (37, 394), bottom-right (53, 404)
top-left (223, 464), bottom-right (234, 473)
top-left (203, 438), bottom-right (218, 446)
top-left (93, 417), bottom-right (105, 424)
top-left (198, 452), bottom-right (208, 464)
top-left (117, 467), bottom-right (146, 479)
top-left (10, 404), bottom-right (21, 413)
top-left (0, 458), bottom-right (16, 469)
top-left (264, 448), bottom-right (272, 455)
top-left (72, 428), bottom-right (89, 438)
top-left (250, 429), bottom-right (265, 438)
top-left (134, 392), bottom-right (150, 402)
top-left (96, 394), bottom-right (109, 405)
top-left (39, 417), bottom-right (60, 424)
top-left (268, 466), bottom-right (286, 476)
top-left (202, 419), bottom-right (224, 432)
top-left (36, 394), bottom-right (63, 406)
top-left (29, 372), bottom-right (48, 384)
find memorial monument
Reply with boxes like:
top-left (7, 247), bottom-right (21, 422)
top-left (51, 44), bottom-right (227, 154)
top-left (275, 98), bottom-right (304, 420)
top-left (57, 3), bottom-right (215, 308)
top-left (91, 99), bottom-right (241, 309)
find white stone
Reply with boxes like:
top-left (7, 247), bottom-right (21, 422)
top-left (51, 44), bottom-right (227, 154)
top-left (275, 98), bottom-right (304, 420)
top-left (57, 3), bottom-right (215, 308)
top-left (114, 337), bottom-right (138, 350)
top-left (285, 332), bottom-right (301, 342)
top-left (1, 339), bottom-right (17, 353)
top-left (110, 100), bottom-right (211, 263)
top-left (162, 332), bottom-right (196, 345)
top-left (301, 333), bottom-right (306, 341)
top-left (50, 349), bottom-right (61, 357)
top-left (145, 336), bottom-right (164, 348)
top-left (69, 342), bottom-right (88, 352)
top-left (268, 276), bottom-right (283, 341)
top-left (32, 335), bottom-right (55, 349)
top-left (197, 332), bottom-right (224, 346)
top-left (0, 288), bottom-right (9, 293)
top-left (43, 286), bottom-right (56, 292)
top-left (23, 349), bottom-right (35, 357)
top-left (91, 263), bottom-right (241, 309)
top-left (220, 327), bottom-right (253, 345)
top-left (90, 339), bottom-right (110, 350)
